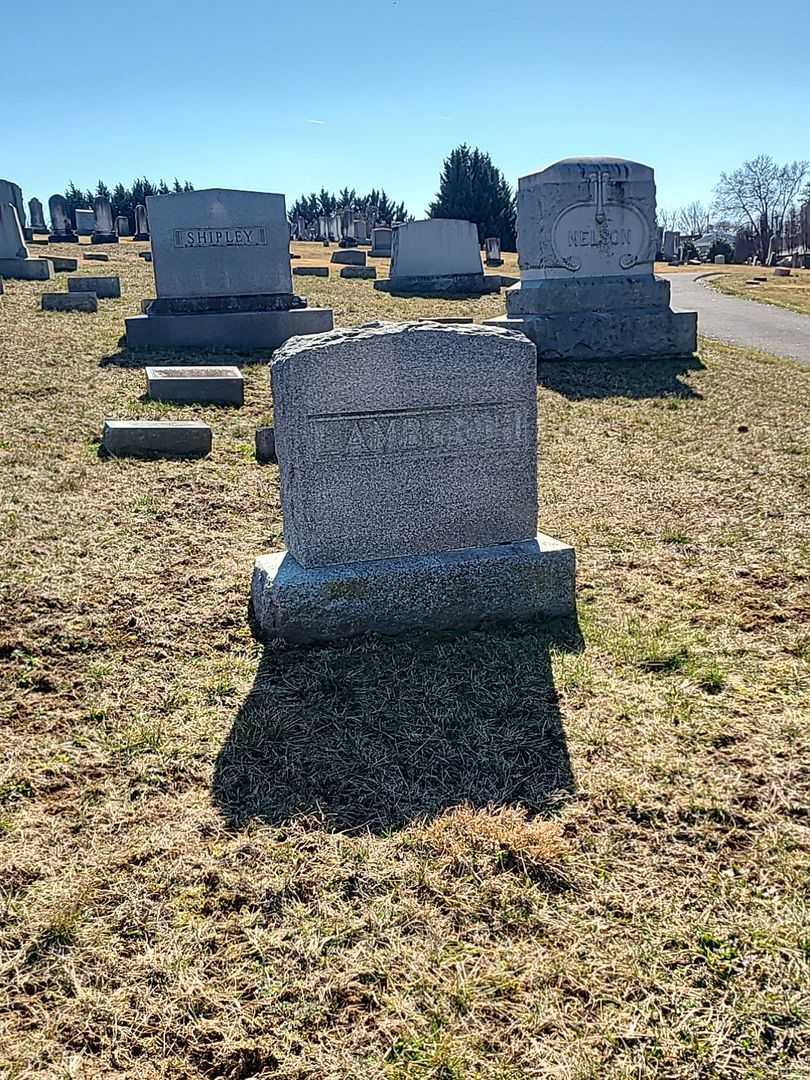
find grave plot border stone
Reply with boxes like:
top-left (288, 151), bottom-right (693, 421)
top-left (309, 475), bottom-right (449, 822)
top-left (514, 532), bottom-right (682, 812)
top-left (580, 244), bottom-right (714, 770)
top-left (145, 366), bottom-right (245, 406)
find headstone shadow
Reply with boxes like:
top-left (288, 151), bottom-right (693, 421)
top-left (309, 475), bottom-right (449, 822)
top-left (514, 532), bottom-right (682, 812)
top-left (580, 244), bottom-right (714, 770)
top-left (213, 617), bottom-right (581, 834)
top-left (538, 354), bottom-right (705, 400)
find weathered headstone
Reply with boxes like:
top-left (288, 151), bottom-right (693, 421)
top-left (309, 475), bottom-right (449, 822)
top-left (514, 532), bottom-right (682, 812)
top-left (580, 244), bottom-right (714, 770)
top-left (49, 196), bottom-right (79, 243)
top-left (714, 254), bottom-right (726, 265)
top-left (0, 202), bottom-right (53, 280)
top-left (133, 204), bottom-right (149, 240)
top-left (42, 292), bottom-right (97, 312)
top-left (0, 180), bottom-right (29, 240)
top-left (484, 236), bottom-right (503, 266)
top-left (353, 217), bottom-right (368, 242)
top-left (369, 226), bottom-right (392, 257)
top-left (68, 275), bottom-right (121, 298)
top-left (28, 198), bottom-right (48, 234)
top-left (75, 208), bottom-right (95, 236)
top-left (485, 158), bottom-right (697, 361)
top-left (375, 219), bottom-right (499, 295)
top-left (331, 249), bottom-right (366, 266)
top-left (296, 215), bottom-right (306, 239)
top-left (116, 215), bottom-right (131, 237)
top-left (92, 197), bottom-right (118, 243)
top-left (661, 230), bottom-right (677, 260)
top-left (125, 188), bottom-right (333, 350)
top-left (146, 365), bottom-right (244, 405)
top-left (249, 321), bottom-right (575, 643)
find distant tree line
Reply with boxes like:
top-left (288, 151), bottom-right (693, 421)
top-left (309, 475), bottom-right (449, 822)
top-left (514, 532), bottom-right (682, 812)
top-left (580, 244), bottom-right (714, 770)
top-left (289, 188), bottom-right (410, 228)
top-left (60, 177), bottom-right (195, 230)
top-left (428, 145), bottom-right (517, 250)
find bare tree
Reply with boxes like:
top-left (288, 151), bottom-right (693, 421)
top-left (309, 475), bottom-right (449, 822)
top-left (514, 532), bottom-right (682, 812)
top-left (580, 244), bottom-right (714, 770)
top-left (656, 207), bottom-right (679, 231)
top-left (713, 154), bottom-right (809, 262)
top-left (677, 200), bottom-right (710, 236)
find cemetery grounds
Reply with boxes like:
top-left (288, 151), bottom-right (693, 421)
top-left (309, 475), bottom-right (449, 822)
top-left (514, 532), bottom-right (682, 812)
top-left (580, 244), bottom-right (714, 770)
top-left (0, 241), bottom-right (808, 1079)
top-left (707, 267), bottom-right (810, 317)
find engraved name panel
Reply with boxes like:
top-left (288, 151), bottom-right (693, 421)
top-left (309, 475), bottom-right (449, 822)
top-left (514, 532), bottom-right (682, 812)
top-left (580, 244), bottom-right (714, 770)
top-left (309, 403), bottom-right (530, 460)
top-left (173, 226), bottom-right (268, 249)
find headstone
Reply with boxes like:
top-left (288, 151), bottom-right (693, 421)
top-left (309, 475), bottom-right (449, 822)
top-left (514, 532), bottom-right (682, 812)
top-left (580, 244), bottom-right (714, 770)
top-left (353, 217), bottom-right (368, 242)
top-left (341, 208), bottom-right (354, 238)
top-left (75, 208), bottom-right (95, 236)
top-left (331, 249), bottom-right (366, 266)
top-left (661, 230), bottom-right (677, 260)
top-left (133, 204), bottom-right (150, 240)
top-left (296, 215), bottom-right (306, 240)
top-left (375, 219), bottom-right (499, 296)
top-left (28, 198), bottom-right (48, 234)
top-left (656, 225), bottom-right (664, 256)
top-left (42, 292), bottom-right (97, 312)
top-left (485, 158), bottom-right (697, 361)
top-left (145, 365), bottom-right (244, 405)
top-left (774, 266), bottom-right (791, 277)
top-left (293, 265), bottom-right (329, 276)
top-left (484, 237), bottom-right (503, 266)
top-left (0, 180), bottom-right (29, 239)
top-left (101, 420), bottom-right (212, 458)
top-left (48, 195), bottom-right (78, 243)
top-left (0, 202), bottom-right (53, 280)
top-left (68, 275), bottom-right (121, 298)
top-left (49, 257), bottom-right (78, 272)
top-left (116, 215), bottom-right (131, 237)
top-left (255, 426), bottom-right (276, 463)
top-left (369, 226), bottom-right (392, 258)
top-left (92, 197), bottom-right (118, 243)
top-left (125, 188), bottom-right (333, 350)
top-left (249, 322), bottom-right (576, 644)
top-left (713, 254), bottom-right (725, 265)
top-left (340, 265), bottom-right (376, 279)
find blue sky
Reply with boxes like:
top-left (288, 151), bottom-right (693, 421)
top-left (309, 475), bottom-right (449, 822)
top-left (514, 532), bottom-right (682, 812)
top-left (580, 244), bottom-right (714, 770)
top-left (4, 0), bottom-right (809, 218)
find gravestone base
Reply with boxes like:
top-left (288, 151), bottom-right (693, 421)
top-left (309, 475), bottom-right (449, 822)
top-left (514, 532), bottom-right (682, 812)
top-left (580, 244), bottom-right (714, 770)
top-left (49, 233), bottom-right (79, 244)
top-left (485, 308), bottom-right (697, 361)
top-left (125, 306), bottom-right (334, 351)
top-left (91, 232), bottom-right (118, 244)
top-left (374, 272), bottom-right (500, 296)
top-left (249, 533), bottom-right (576, 645)
top-left (0, 257), bottom-right (53, 280)
top-left (133, 233), bottom-right (150, 241)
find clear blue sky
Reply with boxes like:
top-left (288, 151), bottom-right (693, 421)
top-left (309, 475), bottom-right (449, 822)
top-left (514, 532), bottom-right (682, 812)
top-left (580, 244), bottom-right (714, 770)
top-left (4, 0), bottom-right (809, 218)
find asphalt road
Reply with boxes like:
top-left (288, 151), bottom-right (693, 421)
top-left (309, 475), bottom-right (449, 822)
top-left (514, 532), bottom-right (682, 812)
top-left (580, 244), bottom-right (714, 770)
top-left (667, 272), bottom-right (810, 365)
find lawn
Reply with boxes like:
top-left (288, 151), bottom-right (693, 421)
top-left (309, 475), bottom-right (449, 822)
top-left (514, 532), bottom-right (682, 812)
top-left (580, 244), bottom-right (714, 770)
top-left (1, 240), bottom-right (809, 1079)
top-left (707, 267), bottom-right (810, 316)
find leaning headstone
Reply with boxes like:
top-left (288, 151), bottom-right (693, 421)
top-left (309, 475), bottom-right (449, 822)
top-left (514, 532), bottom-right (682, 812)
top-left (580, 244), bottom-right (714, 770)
top-left (101, 420), bottom-right (211, 458)
top-left (249, 322), bottom-right (575, 644)
top-left (42, 292), bottom-right (97, 312)
top-left (133, 204), bottom-right (150, 240)
top-left (484, 237), bottom-right (503, 266)
top-left (340, 265), bottom-right (376, 279)
top-left (92, 197), bottom-right (118, 243)
top-left (116, 215), bottom-right (130, 237)
top-left (485, 158), bottom-right (697, 361)
top-left (375, 219), bottom-right (499, 295)
top-left (68, 275), bottom-right (121, 298)
top-left (0, 180), bottom-right (29, 240)
top-left (369, 226), bottom-right (392, 257)
top-left (48, 195), bottom-right (78, 243)
top-left (0, 202), bottom-right (53, 280)
top-left (75, 208), bottom-right (95, 236)
top-left (125, 187), bottom-right (333, 351)
top-left (28, 198), bottom-right (48, 234)
top-left (146, 365), bottom-right (244, 405)
top-left (331, 249), bottom-right (366, 266)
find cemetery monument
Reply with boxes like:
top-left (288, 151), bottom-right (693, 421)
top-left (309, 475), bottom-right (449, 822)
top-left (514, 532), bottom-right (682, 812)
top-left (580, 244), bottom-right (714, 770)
top-left (375, 219), bottom-right (500, 296)
top-left (0, 201), bottom-right (52, 280)
top-left (48, 195), bottom-right (79, 243)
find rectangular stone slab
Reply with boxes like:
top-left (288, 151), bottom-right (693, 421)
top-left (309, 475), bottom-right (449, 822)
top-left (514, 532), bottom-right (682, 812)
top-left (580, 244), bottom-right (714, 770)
top-left (145, 366), bottom-right (244, 405)
top-left (250, 533), bottom-right (576, 644)
top-left (125, 307), bottom-right (333, 351)
top-left (41, 293), bottom-right (98, 312)
top-left (49, 257), bottom-right (79, 272)
top-left (0, 258), bottom-right (52, 280)
top-left (293, 266), bottom-right (328, 276)
top-left (68, 275), bottom-right (121, 298)
top-left (101, 420), bottom-right (212, 458)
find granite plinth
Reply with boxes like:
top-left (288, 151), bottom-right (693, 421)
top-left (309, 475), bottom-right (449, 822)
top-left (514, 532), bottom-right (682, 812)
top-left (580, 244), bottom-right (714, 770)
top-left (340, 265), bottom-right (376, 279)
top-left (133, 232), bottom-right (150, 241)
top-left (249, 533), bottom-right (576, 644)
top-left (91, 233), bottom-right (118, 244)
top-left (49, 234), bottom-right (78, 244)
top-left (42, 293), bottom-right (98, 312)
top-left (293, 266), bottom-right (328, 277)
top-left (505, 275), bottom-right (672, 315)
top-left (144, 292), bottom-right (305, 315)
top-left (486, 309), bottom-right (697, 360)
top-left (68, 275), bottom-right (121, 298)
top-left (0, 258), bottom-right (52, 280)
top-left (145, 365), bottom-right (244, 405)
top-left (125, 306), bottom-right (334, 351)
top-left (101, 419), bottom-right (212, 458)
top-left (374, 272), bottom-right (500, 296)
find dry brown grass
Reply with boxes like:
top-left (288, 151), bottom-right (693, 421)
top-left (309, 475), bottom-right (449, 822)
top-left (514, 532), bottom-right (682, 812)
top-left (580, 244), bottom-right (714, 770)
top-left (707, 267), bottom-right (810, 316)
top-left (1, 240), bottom-right (809, 1078)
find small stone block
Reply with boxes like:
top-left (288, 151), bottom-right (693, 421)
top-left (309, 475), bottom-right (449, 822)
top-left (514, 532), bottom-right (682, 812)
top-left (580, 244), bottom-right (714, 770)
top-left (340, 265), bottom-right (376, 279)
top-left (139, 251), bottom-right (153, 262)
top-left (83, 252), bottom-right (110, 262)
top-left (68, 275), bottom-right (121, 299)
top-left (774, 267), bottom-right (791, 277)
top-left (41, 292), bottom-right (98, 312)
top-left (101, 420), bottom-right (212, 458)
top-left (145, 366), bottom-right (244, 405)
top-left (255, 426), bottom-right (276, 463)
top-left (330, 249), bottom-right (366, 266)
top-left (50, 257), bottom-right (79, 272)
top-left (250, 534), bottom-right (576, 644)
top-left (293, 266), bottom-right (329, 276)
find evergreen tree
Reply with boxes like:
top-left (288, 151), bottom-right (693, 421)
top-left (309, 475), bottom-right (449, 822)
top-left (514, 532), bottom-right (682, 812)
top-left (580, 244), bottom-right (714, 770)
top-left (428, 144), bottom-right (516, 249)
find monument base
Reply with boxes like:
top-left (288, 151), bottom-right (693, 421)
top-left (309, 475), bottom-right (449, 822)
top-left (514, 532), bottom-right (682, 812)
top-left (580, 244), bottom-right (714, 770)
top-left (485, 309), bottom-right (697, 361)
top-left (0, 257), bottom-right (52, 281)
top-left (374, 272), bottom-right (501, 297)
top-left (125, 306), bottom-right (334, 351)
top-left (249, 533), bottom-right (576, 645)
top-left (91, 233), bottom-right (118, 244)
top-left (133, 233), bottom-right (150, 241)
top-left (48, 234), bottom-right (79, 244)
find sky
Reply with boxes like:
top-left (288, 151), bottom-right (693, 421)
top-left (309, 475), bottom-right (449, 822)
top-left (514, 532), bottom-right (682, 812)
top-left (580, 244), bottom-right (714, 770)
top-left (4, 0), bottom-right (810, 219)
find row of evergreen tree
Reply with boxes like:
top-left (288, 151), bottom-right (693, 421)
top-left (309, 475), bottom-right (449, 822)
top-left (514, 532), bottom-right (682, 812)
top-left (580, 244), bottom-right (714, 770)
top-left (288, 188), bottom-right (410, 228)
top-left (61, 178), bottom-right (195, 230)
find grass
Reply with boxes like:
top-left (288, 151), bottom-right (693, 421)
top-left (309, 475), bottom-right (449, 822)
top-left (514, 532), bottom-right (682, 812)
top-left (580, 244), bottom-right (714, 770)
top-left (707, 267), bottom-right (810, 316)
top-left (0, 239), bottom-right (809, 1078)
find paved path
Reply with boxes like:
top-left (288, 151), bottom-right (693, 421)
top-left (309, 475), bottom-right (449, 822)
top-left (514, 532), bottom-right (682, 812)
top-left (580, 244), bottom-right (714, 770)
top-left (667, 272), bottom-right (810, 365)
